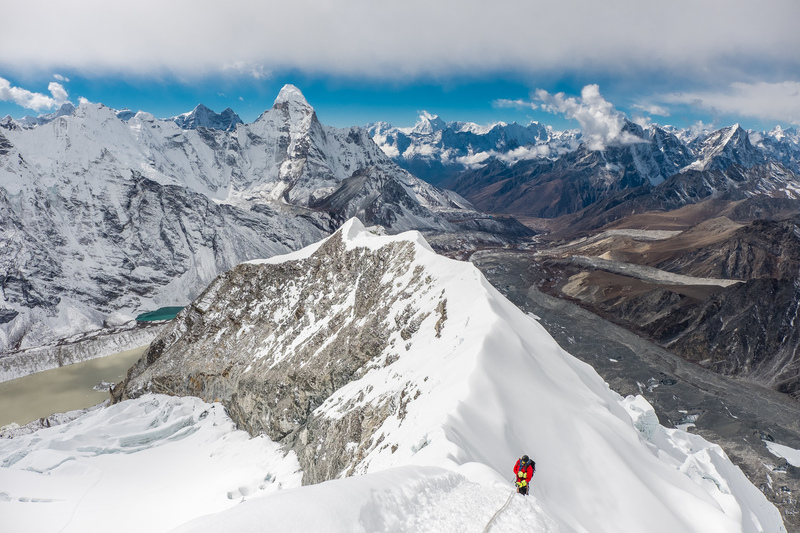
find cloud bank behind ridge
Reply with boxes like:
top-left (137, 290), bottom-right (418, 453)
top-left (2, 0), bottom-right (798, 85)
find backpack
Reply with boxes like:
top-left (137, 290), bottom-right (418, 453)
top-left (520, 458), bottom-right (535, 475)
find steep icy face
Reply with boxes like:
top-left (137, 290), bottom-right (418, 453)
top-left (112, 218), bottom-right (784, 532)
top-left (171, 104), bottom-right (243, 132)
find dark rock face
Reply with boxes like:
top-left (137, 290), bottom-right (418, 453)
top-left (653, 217), bottom-right (800, 280)
top-left (604, 278), bottom-right (800, 400)
top-left (113, 230), bottom-right (447, 484)
top-left (552, 164), bottom-right (800, 238)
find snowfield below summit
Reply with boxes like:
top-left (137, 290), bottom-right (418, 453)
top-left (0, 219), bottom-right (786, 532)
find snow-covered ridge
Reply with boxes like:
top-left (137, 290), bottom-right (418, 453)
top-left (103, 218), bottom-right (784, 532)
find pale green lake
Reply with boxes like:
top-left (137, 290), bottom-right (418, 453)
top-left (0, 345), bottom-right (149, 427)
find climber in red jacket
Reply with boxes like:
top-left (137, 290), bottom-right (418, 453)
top-left (513, 454), bottom-right (535, 495)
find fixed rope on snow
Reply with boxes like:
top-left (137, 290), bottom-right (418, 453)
top-left (481, 488), bottom-right (516, 533)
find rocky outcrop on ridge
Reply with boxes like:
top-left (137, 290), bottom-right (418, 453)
top-left (113, 220), bottom-right (448, 484)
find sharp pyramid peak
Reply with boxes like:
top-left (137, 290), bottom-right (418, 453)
top-left (274, 84), bottom-right (310, 107)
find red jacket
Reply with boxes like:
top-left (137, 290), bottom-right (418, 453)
top-left (514, 459), bottom-right (534, 482)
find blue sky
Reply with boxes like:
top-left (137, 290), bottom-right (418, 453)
top-left (2, 1), bottom-right (799, 133)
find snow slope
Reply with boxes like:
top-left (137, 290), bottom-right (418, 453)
top-left (0, 395), bottom-right (302, 532)
top-left (0, 219), bottom-right (785, 532)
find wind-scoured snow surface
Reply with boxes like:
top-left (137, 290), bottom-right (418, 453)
top-left (0, 220), bottom-right (785, 532)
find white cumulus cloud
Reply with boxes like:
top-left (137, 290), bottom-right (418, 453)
top-left (535, 84), bottom-right (643, 151)
top-left (48, 82), bottom-right (69, 103)
top-left (0, 77), bottom-right (70, 112)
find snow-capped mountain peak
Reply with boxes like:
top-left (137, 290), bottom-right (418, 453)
top-left (683, 123), bottom-right (763, 172)
top-left (411, 111), bottom-right (447, 135)
top-left (367, 116), bottom-right (580, 185)
top-left (3, 102), bottom-right (77, 129)
top-left (273, 84), bottom-right (313, 112)
top-left (171, 104), bottom-right (243, 131)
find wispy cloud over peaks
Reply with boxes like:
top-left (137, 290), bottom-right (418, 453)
top-left (633, 103), bottom-right (670, 117)
top-left (535, 84), bottom-right (643, 151)
top-left (492, 98), bottom-right (538, 111)
top-left (0, 77), bottom-right (70, 112)
top-left (660, 81), bottom-right (800, 126)
top-left (224, 62), bottom-right (272, 81)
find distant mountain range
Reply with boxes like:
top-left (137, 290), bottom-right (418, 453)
top-left (370, 115), bottom-right (800, 218)
top-left (367, 113), bottom-right (581, 186)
